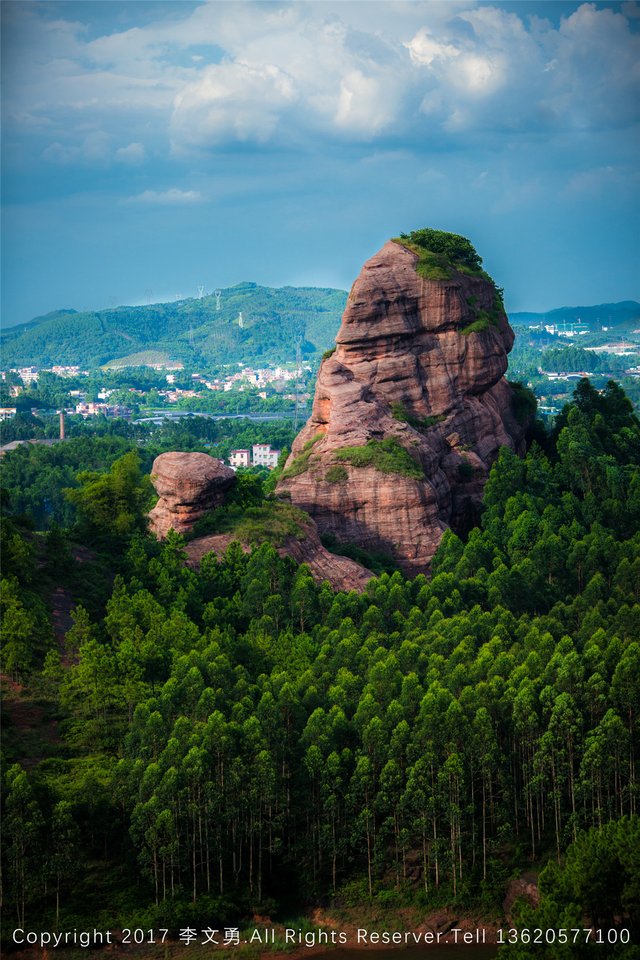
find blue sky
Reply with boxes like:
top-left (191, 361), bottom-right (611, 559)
top-left (2, 0), bottom-right (639, 327)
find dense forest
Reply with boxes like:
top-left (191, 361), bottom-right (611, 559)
top-left (1, 380), bottom-right (639, 958)
top-left (0, 418), bottom-right (297, 529)
top-left (0, 284), bottom-right (347, 369)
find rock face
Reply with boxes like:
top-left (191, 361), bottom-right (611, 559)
top-left (276, 240), bottom-right (531, 575)
top-left (185, 520), bottom-right (374, 594)
top-left (148, 452), bottom-right (236, 538)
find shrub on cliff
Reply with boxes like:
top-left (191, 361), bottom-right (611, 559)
top-left (394, 227), bottom-right (496, 283)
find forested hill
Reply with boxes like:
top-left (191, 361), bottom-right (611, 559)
top-left (0, 284), bottom-right (348, 369)
top-left (510, 300), bottom-right (640, 328)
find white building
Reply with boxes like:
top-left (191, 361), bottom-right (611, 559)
top-left (252, 444), bottom-right (281, 469)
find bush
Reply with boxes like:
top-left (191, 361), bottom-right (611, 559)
top-left (459, 459), bottom-right (475, 480)
top-left (394, 227), bottom-right (495, 282)
top-left (391, 401), bottom-right (444, 430)
top-left (324, 465), bottom-right (348, 484)
top-left (280, 434), bottom-right (324, 480)
top-left (322, 346), bottom-right (337, 360)
top-left (194, 500), bottom-right (309, 546)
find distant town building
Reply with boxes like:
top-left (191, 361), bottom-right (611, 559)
top-left (75, 402), bottom-right (132, 420)
top-left (229, 449), bottom-right (251, 468)
top-left (0, 408), bottom-right (17, 420)
top-left (252, 444), bottom-right (281, 469)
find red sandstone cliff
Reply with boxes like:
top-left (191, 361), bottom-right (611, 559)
top-left (276, 240), bottom-right (530, 575)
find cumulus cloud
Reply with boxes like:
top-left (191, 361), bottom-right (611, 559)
top-left (170, 60), bottom-right (298, 151)
top-left (115, 142), bottom-right (146, 165)
top-left (5, 1), bottom-right (640, 161)
top-left (122, 188), bottom-right (204, 205)
top-left (42, 130), bottom-right (111, 164)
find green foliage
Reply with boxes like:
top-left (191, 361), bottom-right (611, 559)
top-left (319, 533), bottom-right (403, 577)
top-left (399, 228), bottom-right (483, 271)
top-left (2, 381), bottom-right (640, 938)
top-left (65, 451), bottom-right (155, 548)
top-left (192, 499), bottom-right (309, 546)
top-left (391, 402), bottom-right (444, 430)
top-left (334, 436), bottom-right (423, 480)
top-left (508, 380), bottom-right (538, 426)
top-left (1, 578), bottom-right (39, 681)
top-left (322, 346), bottom-right (337, 360)
top-left (501, 817), bottom-right (640, 957)
top-left (461, 316), bottom-right (491, 335)
top-left (280, 434), bottom-right (324, 479)
top-left (394, 227), bottom-right (495, 283)
top-left (459, 458), bottom-right (474, 480)
top-left (324, 465), bottom-right (349, 484)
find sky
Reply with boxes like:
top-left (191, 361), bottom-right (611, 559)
top-left (2, 0), bottom-right (639, 327)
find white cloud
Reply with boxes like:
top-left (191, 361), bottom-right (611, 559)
top-left (171, 59), bottom-right (298, 151)
top-left (42, 130), bottom-right (111, 164)
top-left (115, 142), bottom-right (146, 165)
top-left (405, 30), bottom-right (461, 67)
top-left (123, 188), bottom-right (204, 205)
top-left (6, 0), bottom-right (640, 162)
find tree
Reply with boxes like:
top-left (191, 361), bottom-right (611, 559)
top-left (0, 579), bottom-right (39, 682)
top-left (3, 765), bottom-right (45, 927)
top-left (49, 802), bottom-right (82, 931)
top-left (65, 450), bottom-right (155, 546)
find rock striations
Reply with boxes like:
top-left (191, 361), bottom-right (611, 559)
top-left (276, 239), bottom-right (531, 575)
top-left (148, 452), bottom-right (236, 538)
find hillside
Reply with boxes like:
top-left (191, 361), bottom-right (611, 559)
top-left (0, 283), bottom-right (348, 369)
top-left (510, 299), bottom-right (640, 328)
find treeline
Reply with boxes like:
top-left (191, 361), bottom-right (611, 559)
top-left (0, 419), bottom-right (296, 528)
top-left (508, 341), bottom-right (634, 379)
top-left (1, 380), bottom-right (639, 948)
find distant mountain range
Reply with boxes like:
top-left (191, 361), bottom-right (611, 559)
top-left (3, 291), bottom-right (639, 370)
top-left (0, 283), bottom-right (348, 369)
top-left (510, 301), bottom-right (640, 329)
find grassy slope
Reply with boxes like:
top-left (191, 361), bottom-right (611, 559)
top-left (1, 284), bottom-right (348, 369)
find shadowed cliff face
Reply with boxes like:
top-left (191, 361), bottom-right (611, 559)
top-left (276, 240), bottom-right (530, 576)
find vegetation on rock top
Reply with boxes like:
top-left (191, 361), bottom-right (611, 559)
top-left (393, 228), bottom-right (498, 287)
top-left (334, 436), bottom-right (424, 480)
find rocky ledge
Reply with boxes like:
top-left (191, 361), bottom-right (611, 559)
top-left (148, 452), bottom-right (236, 539)
top-left (276, 239), bottom-right (531, 575)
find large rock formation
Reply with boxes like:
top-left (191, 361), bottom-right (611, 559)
top-left (148, 452), bottom-right (236, 538)
top-left (276, 240), bottom-right (531, 575)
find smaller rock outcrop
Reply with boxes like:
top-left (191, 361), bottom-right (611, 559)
top-left (185, 519), bottom-right (374, 593)
top-left (148, 452), bottom-right (236, 538)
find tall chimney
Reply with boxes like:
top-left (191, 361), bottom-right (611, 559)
top-left (59, 410), bottom-right (65, 440)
